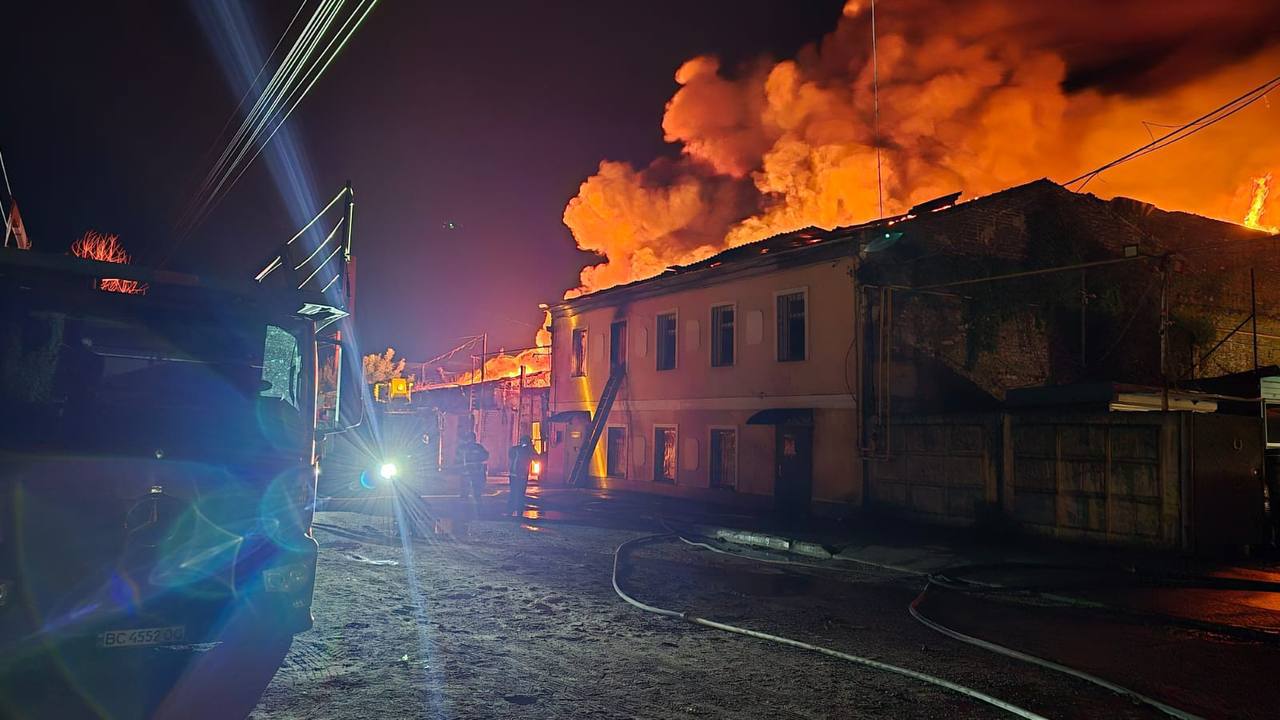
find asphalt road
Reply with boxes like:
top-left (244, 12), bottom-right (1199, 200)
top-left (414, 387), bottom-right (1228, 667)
top-left (247, 491), bottom-right (1280, 719)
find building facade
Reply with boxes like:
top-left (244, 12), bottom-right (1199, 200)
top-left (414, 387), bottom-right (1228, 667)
top-left (544, 179), bottom-right (1280, 547)
top-left (545, 231), bottom-right (862, 514)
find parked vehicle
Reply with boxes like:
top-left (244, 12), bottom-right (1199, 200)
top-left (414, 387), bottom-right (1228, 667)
top-left (0, 249), bottom-right (361, 717)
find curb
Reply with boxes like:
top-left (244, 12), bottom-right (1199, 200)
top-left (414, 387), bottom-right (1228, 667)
top-left (710, 528), bottom-right (835, 560)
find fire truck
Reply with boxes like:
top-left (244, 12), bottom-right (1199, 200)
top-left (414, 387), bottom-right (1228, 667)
top-left (0, 247), bottom-right (361, 716)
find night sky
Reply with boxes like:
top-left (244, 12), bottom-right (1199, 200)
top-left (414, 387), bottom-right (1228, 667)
top-left (1, 1), bottom-right (845, 358)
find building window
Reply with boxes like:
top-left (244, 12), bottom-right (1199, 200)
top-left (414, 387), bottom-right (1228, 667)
top-left (610, 320), bottom-right (627, 371)
top-left (531, 421), bottom-right (543, 453)
top-left (709, 428), bottom-right (737, 489)
top-left (711, 304), bottom-right (735, 367)
top-left (654, 426), bottom-right (677, 483)
top-left (571, 328), bottom-right (587, 376)
top-left (656, 312), bottom-right (677, 371)
top-left (606, 427), bottom-right (627, 478)
top-left (776, 290), bottom-right (806, 362)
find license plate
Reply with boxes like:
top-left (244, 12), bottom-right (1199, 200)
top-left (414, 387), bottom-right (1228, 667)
top-left (99, 625), bottom-right (186, 648)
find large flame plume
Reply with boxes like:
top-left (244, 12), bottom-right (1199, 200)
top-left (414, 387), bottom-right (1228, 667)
top-left (563, 0), bottom-right (1280, 296)
top-left (70, 230), bottom-right (147, 295)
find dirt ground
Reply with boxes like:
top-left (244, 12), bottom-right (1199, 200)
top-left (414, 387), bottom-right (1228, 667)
top-left (247, 505), bottom-right (1277, 719)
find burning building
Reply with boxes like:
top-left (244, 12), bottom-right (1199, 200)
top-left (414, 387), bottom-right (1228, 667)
top-left (546, 179), bottom-right (1279, 550)
top-left (416, 372), bottom-right (550, 482)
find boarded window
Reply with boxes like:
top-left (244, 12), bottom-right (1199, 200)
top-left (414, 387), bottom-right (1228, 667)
top-left (632, 433), bottom-right (647, 470)
top-left (606, 427), bottom-right (627, 478)
top-left (710, 429), bottom-right (737, 489)
top-left (571, 328), bottom-right (587, 376)
top-left (656, 313), bottom-right (677, 371)
top-left (654, 426), bottom-right (677, 483)
top-left (745, 309), bottom-right (763, 345)
top-left (711, 305), bottom-right (734, 367)
top-left (776, 291), bottom-right (806, 362)
top-left (681, 437), bottom-right (699, 471)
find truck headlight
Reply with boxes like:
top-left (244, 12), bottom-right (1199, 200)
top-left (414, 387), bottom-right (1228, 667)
top-left (379, 462), bottom-right (399, 480)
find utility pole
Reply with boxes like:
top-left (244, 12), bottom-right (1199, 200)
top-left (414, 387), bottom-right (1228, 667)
top-left (517, 365), bottom-right (526, 447)
top-left (1251, 267), bottom-right (1260, 377)
top-left (478, 332), bottom-right (488, 439)
top-left (1253, 266), bottom-right (1267, 461)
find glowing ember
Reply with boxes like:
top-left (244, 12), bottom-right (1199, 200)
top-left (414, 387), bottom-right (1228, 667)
top-left (1243, 173), bottom-right (1278, 234)
top-left (70, 231), bottom-right (147, 294)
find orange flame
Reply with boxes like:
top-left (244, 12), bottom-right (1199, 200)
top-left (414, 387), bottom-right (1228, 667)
top-left (563, 1), bottom-right (1280, 297)
top-left (1243, 173), bottom-right (1278, 234)
top-left (70, 231), bottom-right (147, 295)
top-left (427, 311), bottom-right (551, 388)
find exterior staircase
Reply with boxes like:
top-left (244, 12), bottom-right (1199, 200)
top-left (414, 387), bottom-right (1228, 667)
top-left (568, 365), bottom-right (625, 487)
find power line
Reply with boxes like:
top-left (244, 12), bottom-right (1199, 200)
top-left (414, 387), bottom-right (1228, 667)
top-left (180, 0), bottom-right (348, 233)
top-left (1066, 73), bottom-right (1280, 191)
top-left (200, 0), bottom-right (311, 162)
top-left (207, 0), bottom-right (379, 221)
top-left (173, 0), bottom-right (379, 244)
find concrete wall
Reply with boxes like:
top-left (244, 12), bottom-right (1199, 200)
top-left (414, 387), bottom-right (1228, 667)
top-left (1004, 413), bottom-right (1179, 547)
top-left (865, 416), bottom-right (998, 524)
top-left (866, 411), bottom-right (1185, 548)
top-left (547, 257), bottom-right (861, 507)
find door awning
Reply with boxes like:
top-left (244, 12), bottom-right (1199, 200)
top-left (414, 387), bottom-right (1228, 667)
top-left (548, 410), bottom-right (591, 423)
top-left (746, 408), bottom-right (813, 426)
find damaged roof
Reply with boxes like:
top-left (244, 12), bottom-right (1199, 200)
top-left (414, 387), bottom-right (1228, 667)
top-left (555, 178), bottom-right (1274, 313)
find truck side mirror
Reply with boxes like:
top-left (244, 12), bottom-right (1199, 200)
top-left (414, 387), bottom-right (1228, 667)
top-left (317, 338), bottom-right (364, 434)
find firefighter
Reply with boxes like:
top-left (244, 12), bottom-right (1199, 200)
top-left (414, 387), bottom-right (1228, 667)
top-left (455, 430), bottom-right (489, 500)
top-left (507, 435), bottom-right (535, 516)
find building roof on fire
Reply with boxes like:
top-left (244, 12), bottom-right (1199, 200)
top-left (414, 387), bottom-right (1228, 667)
top-left (553, 178), bottom-right (1277, 313)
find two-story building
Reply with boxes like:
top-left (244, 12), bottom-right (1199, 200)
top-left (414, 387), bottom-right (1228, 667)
top-left (544, 178), bottom-right (1280, 543)
top-left (544, 225), bottom-right (862, 516)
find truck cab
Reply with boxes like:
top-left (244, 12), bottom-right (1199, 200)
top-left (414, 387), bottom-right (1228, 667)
top-left (0, 249), bottom-right (359, 717)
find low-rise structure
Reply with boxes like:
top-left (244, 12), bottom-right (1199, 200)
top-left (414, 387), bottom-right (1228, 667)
top-left (545, 179), bottom-right (1280, 550)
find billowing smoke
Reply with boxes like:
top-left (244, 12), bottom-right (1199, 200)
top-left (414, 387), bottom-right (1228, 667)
top-left (563, 0), bottom-right (1280, 296)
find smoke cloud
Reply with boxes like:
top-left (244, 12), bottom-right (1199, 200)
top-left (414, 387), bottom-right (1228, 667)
top-left (563, 0), bottom-right (1280, 296)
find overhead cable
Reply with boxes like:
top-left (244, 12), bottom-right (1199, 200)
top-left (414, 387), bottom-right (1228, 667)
top-left (1066, 74), bottom-right (1280, 191)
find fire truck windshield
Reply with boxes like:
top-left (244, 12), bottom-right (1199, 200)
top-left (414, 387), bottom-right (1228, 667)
top-left (0, 300), bottom-right (312, 461)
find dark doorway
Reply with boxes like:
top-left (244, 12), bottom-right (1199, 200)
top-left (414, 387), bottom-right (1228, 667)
top-left (606, 426), bottom-right (627, 478)
top-left (610, 320), bottom-right (627, 371)
top-left (1191, 414), bottom-right (1265, 552)
top-left (774, 425), bottom-right (812, 520)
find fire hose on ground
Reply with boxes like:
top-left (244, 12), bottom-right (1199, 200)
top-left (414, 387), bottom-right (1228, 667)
top-left (617, 526), bottom-right (1209, 720)
top-left (611, 533), bottom-right (1052, 720)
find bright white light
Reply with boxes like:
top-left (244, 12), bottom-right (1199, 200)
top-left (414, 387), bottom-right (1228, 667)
top-left (379, 462), bottom-right (399, 480)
